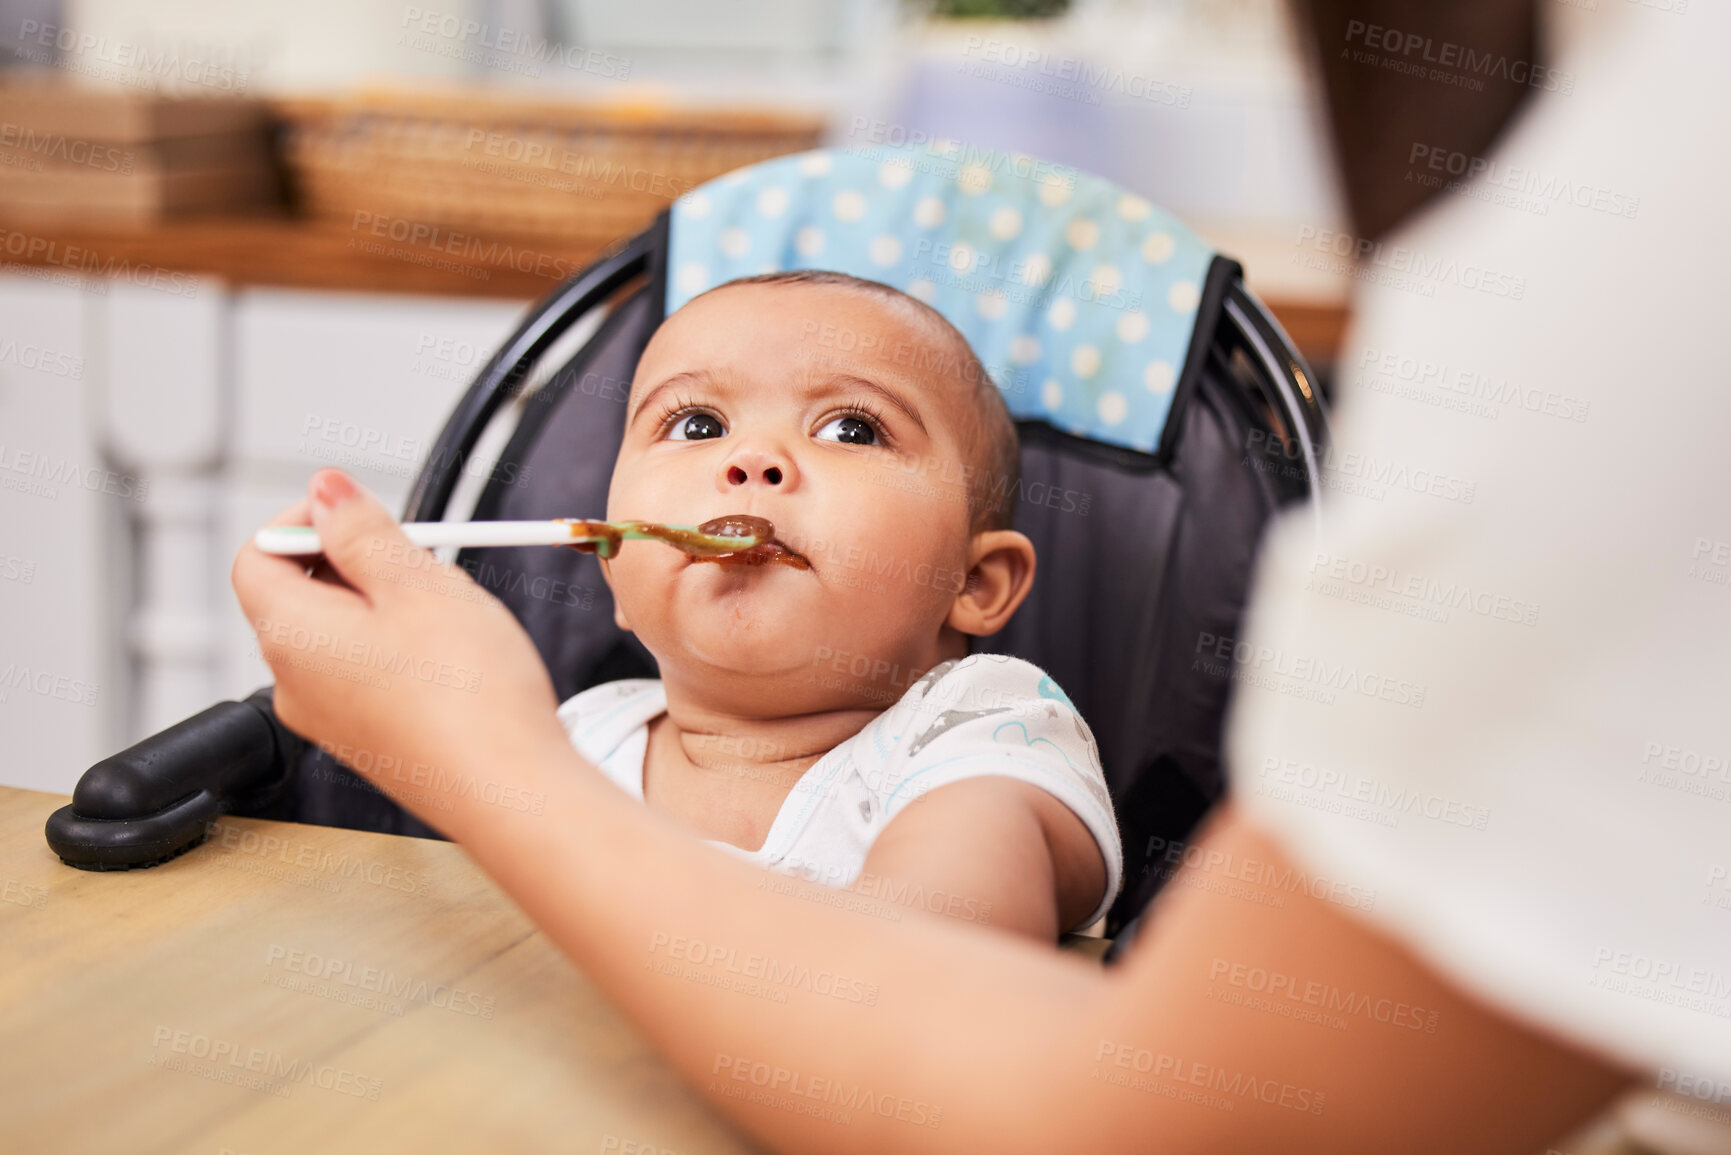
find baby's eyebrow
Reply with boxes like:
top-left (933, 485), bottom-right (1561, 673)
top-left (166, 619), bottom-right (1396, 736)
top-left (629, 369), bottom-right (930, 438)
top-left (628, 369), bottom-right (720, 428)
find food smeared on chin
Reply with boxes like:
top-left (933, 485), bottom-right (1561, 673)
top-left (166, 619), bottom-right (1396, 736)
top-left (559, 515), bottom-right (809, 569)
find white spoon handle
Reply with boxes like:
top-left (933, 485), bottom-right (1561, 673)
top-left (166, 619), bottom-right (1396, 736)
top-left (253, 521), bottom-right (589, 557)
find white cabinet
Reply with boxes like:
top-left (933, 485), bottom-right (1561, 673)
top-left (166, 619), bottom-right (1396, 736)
top-left (0, 278), bottom-right (112, 791)
top-left (0, 272), bottom-right (528, 793)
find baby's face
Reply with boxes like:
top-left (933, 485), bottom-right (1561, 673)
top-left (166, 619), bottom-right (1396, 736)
top-left (601, 283), bottom-right (984, 708)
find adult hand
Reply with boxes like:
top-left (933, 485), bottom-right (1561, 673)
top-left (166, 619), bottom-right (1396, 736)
top-left (230, 469), bottom-right (571, 832)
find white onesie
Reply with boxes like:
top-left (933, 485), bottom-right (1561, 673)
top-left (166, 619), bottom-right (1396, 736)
top-left (557, 653), bottom-right (1123, 930)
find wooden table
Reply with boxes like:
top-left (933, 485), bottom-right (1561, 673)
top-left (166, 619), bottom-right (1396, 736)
top-left (0, 786), bottom-right (760, 1154)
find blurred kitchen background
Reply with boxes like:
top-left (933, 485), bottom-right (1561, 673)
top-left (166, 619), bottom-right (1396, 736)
top-left (0, 0), bottom-right (1352, 794)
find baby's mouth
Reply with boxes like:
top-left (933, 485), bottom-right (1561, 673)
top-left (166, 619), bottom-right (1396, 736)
top-left (689, 516), bottom-right (812, 571)
top-left (690, 536), bottom-right (812, 571)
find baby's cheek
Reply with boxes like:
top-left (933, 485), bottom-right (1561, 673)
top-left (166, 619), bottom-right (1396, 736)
top-left (600, 554), bottom-right (649, 621)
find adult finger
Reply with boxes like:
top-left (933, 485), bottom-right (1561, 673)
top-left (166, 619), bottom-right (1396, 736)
top-left (232, 499), bottom-right (363, 647)
top-left (304, 469), bottom-right (433, 604)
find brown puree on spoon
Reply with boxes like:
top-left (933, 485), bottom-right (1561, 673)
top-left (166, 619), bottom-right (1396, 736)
top-left (563, 516), bottom-right (810, 569)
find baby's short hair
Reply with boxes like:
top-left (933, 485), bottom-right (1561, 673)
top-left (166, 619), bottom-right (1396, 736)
top-left (700, 270), bottom-right (1021, 534)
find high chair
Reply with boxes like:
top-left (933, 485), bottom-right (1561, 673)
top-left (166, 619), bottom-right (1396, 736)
top-left (46, 141), bottom-right (1326, 939)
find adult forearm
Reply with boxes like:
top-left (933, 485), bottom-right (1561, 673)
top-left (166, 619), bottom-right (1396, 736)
top-left (441, 739), bottom-right (1629, 1155)
top-left (450, 737), bottom-right (1118, 1155)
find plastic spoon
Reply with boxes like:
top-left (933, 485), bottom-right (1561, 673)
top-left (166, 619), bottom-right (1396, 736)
top-left (253, 516), bottom-right (775, 560)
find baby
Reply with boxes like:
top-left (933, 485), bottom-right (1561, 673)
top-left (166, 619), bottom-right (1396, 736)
top-left (559, 270), bottom-right (1122, 940)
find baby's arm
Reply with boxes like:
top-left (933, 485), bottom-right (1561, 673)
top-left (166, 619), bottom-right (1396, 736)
top-left (855, 777), bottom-right (1106, 940)
top-left (852, 657), bottom-right (1121, 940)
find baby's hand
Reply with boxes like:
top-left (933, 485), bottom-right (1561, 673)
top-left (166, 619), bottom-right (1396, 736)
top-left (231, 470), bottom-right (570, 834)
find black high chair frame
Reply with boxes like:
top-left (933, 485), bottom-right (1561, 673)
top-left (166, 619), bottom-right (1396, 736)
top-left (45, 209), bottom-right (1328, 945)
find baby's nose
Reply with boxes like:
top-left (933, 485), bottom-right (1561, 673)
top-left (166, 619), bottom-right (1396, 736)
top-left (721, 448), bottom-right (790, 487)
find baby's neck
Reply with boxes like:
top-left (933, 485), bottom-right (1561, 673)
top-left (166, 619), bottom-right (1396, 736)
top-left (656, 694), bottom-right (883, 788)
top-left (650, 632), bottom-right (969, 786)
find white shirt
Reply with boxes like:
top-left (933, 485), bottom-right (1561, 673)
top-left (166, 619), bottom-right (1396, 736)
top-left (1229, 0), bottom-right (1730, 1086)
top-left (559, 654), bottom-right (1123, 931)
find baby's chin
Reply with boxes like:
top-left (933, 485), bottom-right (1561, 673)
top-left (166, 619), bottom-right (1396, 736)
top-left (645, 568), bottom-right (821, 672)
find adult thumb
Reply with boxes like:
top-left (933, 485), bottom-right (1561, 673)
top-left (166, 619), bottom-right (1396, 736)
top-left (307, 469), bottom-right (422, 600)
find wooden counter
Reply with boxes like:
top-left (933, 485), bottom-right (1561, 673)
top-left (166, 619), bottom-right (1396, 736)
top-left (0, 213), bottom-right (614, 301)
top-left (0, 214), bottom-right (1350, 363)
top-left (0, 786), bottom-right (761, 1154)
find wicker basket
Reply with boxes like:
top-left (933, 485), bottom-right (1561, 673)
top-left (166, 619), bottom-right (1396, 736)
top-left (277, 88), bottom-right (826, 245)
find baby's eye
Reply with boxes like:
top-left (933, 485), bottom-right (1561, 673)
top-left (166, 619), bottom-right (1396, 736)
top-left (667, 410), bottom-right (726, 441)
top-left (815, 414), bottom-right (879, 446)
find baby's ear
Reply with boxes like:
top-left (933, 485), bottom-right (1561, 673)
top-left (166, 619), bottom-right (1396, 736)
top-left (946, 530), bottom-right (1036, 638)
